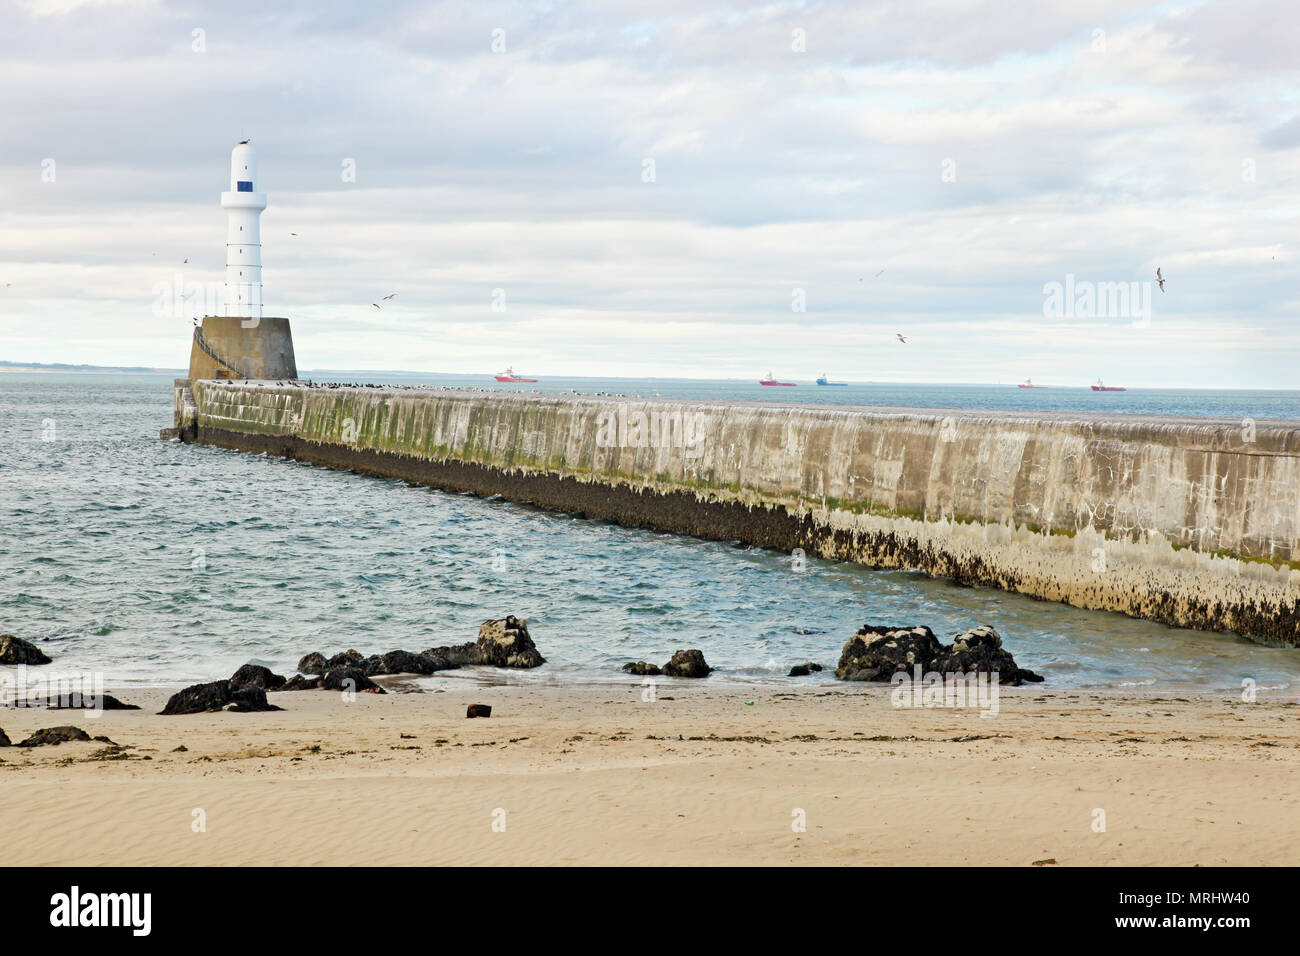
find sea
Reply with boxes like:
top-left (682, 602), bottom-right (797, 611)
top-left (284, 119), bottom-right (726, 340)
top-left (3, 370), bottom-right (1300, 694)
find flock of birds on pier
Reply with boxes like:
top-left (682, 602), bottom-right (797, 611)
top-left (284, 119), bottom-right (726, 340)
top-left (252, 379), bottom-right (631, 399)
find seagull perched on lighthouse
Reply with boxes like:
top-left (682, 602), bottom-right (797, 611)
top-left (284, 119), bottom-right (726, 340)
top-left (1156, 267), bottom-right (1165, 292)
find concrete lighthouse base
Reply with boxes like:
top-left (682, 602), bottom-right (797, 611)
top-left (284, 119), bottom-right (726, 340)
top-left (188, 315), bottom-right (298, 381)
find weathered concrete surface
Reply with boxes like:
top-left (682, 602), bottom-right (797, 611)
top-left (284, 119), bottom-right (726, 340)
top-left (187, 315), bottom-right (297, 380)
top-left (175, 381), bottom-right (1300, 646)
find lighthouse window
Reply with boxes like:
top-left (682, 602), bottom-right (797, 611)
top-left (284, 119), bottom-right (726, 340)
top-left (237, 181), bottom-right (253, 191)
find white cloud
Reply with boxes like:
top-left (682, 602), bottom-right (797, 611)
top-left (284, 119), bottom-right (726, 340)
top-left (0, 0), bottom-right (1296, 387)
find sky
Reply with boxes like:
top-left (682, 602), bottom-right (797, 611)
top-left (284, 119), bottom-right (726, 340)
top-left (0, 0), bottom-right (1297, 387)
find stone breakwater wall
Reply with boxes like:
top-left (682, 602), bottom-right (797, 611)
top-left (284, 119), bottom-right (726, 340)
top-left (173, 380), bottom-right (1300, 646)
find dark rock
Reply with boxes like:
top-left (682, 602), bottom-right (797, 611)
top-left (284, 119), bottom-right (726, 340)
top-left (662, 649), bottom-right (711, 678)
top-left (0, 727), bottom-right (9, 747)
top-left (419, 642), bottom-right (483, 667)
top-left (0, 634), bottom-right (51, 665)
top-left (319, 667), bottom-right (385, 694)
top-left (43, 694), bottom-right (140, 711)
top-left (227, 684), bottom-right (281, 712)
top-left (325, 649), bottom-right (363, 670)
top-left (358, 649), bottom-right (456, 676)
top-left (418, 651), bottom-right (458, 672)
top-left (934, 625), bottom-right (1044, 686)
top-left (160, 680), bottom-right (282, 715)
top-left (622, 661), bottom-right (661, 676)
top-left (17, 725), bottom-right (91, 747)
top-left (278, 674), bottom-right (321, 691)
top-left (466, 704), bottom-right (492, 718)
top-left (297, 652), bottom-right (328, 675)
top-left (229, 664), bottom-right (287, 690)
top-left (835, 623), bottom-right (1044, 686)
top-left (789, 663), bottom-right (825, 676)
top-left (835, 625), bottom-right (943, 681)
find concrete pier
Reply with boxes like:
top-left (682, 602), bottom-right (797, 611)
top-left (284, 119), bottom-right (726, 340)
top-left (169, 380), bottom-right (1300, 646)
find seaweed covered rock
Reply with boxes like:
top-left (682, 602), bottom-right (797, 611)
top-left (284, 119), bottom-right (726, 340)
top-left (279, 667), bottom-right (385, 694)
top-left (0, 727), bottom-right (10, 747)
top-left (0, 634), bottom-right (51, 665)
top-left (297, 652), bottom-right (328, 675)
top-left (475, 616), bottom-right (545, 668)
top-left (325, 650), bottom-right (363, 670)
top-left (359, 649), bottom-right (458, 676)
top-left (17, 726), bottom-right (91, 747)
top-left (419, 643), bottom-right (483, 667)
top-left (300, 648), bottom-right (459, 678)
top-left (836, 623), bottom-right (1043, 685)
top-left (662, 649), bottom-right (711, 678)
top-left (422, 616), bottom-right (545, 670)
top-left (160, 680), bottom-right (283, 714)
top-left (622, 661), bottom-right (661, 676)
top-left (229, 664), bottom-right (287, 690)
top-left (934, 625), bottom-right (1044, 686)
top-left (321, 667), bottom-right (384, 693)
top-left (835, 625), bottom-right (943, 681)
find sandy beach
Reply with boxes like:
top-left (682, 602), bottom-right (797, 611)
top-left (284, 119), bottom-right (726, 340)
top-left (2, 681), bottom-right (1296, 867)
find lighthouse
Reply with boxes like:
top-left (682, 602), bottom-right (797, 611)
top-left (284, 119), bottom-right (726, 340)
top-left (220, 140), bottom-right (266, 319)
top-left (186, 140), bottom-right (297, 381)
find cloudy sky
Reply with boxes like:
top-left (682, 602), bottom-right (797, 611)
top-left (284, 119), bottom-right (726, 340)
top-left (1, 0), bottom-right (1297, 386)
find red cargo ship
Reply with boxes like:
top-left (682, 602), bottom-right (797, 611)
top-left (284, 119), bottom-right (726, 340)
top-left (1090, 378), bottom-right (1126, 392)
top-left (759, 370), bottom-right (796, 386)
top-left (495, 366), bottom-right (538, 383)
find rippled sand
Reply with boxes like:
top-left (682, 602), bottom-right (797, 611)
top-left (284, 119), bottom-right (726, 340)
top-left (2, 681), bottom-right (1296, 866)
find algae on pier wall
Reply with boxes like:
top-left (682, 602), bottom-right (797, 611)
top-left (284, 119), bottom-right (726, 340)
top-left (180, 380), bottom-right (1300, 646)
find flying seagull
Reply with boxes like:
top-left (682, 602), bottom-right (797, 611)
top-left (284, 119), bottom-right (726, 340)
top-left (1156, 267), bottom-right (1165, 292)
top-left (183, 258), bottom-right (188, 264)
top-left (290, 232), bottom-right (298, 237)
top-left (896, 333), bottom-right (907, 344)
top-left (381, 293), bottom-right (397, 300)
top-left (371, 303), bottom-right (381, 310)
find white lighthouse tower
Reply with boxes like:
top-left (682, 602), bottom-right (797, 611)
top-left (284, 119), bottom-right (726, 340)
top-left (220, 140), bottom-right (266, 319)
top-left (186, 140), bottom-right (296, 382)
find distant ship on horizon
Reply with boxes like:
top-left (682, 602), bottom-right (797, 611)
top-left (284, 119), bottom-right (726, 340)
top-left (1018, 379), bottom-right (1047, 389)
top-left (759, 371), bottom-right (797, 386)
top-left (816, 373), bottom-right (847, 386)
top-left (1091, 378), bottom-right (1126, 392)
top-left (495, 366), bottom-right (538, 383)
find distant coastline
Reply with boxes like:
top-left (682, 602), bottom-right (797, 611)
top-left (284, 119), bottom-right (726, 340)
top-left (0, 360), bottom-right (183, 375)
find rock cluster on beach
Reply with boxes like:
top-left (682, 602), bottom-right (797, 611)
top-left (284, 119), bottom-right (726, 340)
top-left (0, 634), bottom-right (51, 665)
top-left (160, 679), bottom-right (283, 715)
top-left (623, 649), bottom-right (713, 678)
top-left (836, 624), bottom-right (1043, 685)
top-left (0, 725), bottom-right (107, 748)
top-left (152, 616), bottom-right (548, 715)
top-left (294, 616), bottom-right (546, 683)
